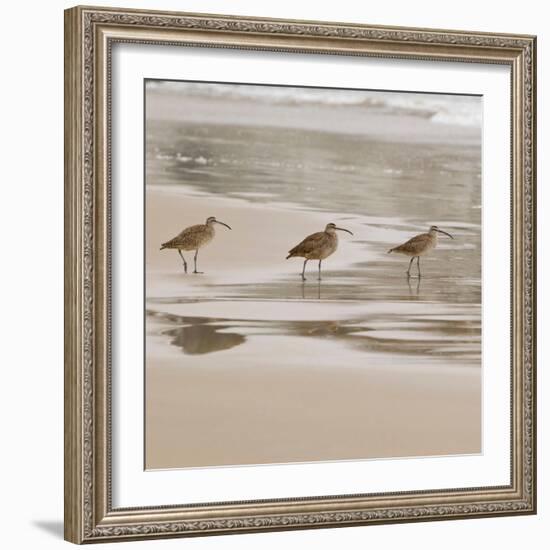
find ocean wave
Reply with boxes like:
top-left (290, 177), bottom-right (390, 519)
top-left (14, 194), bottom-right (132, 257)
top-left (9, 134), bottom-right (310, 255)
top-left (147, 80), bottom-right (481, 128)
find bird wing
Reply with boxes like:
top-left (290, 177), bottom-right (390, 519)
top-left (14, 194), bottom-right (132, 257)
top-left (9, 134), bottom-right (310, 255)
top-left (162, 224), bottom-right (205, 248)
top-left (176, 224), bottom-right (204, 239)
top-left (392, 232), bottom-right (430, 253)
top-left (287, 231), bottom-right (326, 257)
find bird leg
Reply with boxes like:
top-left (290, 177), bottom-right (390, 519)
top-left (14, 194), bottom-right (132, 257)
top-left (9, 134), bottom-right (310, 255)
top-left (417, 256), bottom-right (421, 277)
top-left (301, 259), bottom-right (309, 281)
top-left (177, 250), bottom-right (188, 274)
top-left (318, 260), bottom-right (322, 281)
top-left (193, 250), bottom-right (203, 274)
top-left (406, 257), bottom-right (415, 277)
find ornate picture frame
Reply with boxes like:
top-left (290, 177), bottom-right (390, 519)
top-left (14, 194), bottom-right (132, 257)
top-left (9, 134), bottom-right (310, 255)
top-left (64, 5), bottom-right (536, 543)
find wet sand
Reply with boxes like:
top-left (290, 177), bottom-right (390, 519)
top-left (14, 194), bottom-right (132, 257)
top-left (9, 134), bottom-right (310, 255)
top-left (146, 186), bottom-right (362, 297)
top-left (146, 188), bottom-right (481, 469)
top-left (147, 350), bottom-right (480, 469)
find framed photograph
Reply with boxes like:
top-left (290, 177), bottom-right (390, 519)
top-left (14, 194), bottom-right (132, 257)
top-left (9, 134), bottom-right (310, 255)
top-left (64, 5), bottom-right (537, 543)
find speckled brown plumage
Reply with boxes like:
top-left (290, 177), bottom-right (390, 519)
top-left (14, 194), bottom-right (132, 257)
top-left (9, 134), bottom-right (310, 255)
top-left (161, 223), bottom-right (214, 251)
top-left (160, 216), bottom-right (232, 274)
top-left (389, 232), bottom-right (434, 256)
top-left (286, 231), bottom-right (338, 261)
top-left (388, 225), bottom-right (453, 277)
top-left (286, 222), bottom-right (353, 281)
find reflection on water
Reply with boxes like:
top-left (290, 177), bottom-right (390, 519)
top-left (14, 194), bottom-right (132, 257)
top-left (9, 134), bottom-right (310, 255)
top-left (301, 281), bottom-right (321, 300)
top-left (407, 276), bottom-right (422, 298)
top-left (188, 266), bottom-right (478, 305)
top-left (165, 323), bottom-right (245, 355)
top-left (148, 304), bottom-right (480, 362)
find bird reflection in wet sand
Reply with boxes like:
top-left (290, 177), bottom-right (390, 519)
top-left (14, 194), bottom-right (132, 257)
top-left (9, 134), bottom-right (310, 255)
top-left (165, 323), bottom-right (245, 355)
top-left (388, 225), bottom-right (454, 277)
top-left (407, 275), bottom-right (422, 298)
top-left (301, 280), bottom-right (322, 300)
top-left (286, 222), bottom-right (353, 281)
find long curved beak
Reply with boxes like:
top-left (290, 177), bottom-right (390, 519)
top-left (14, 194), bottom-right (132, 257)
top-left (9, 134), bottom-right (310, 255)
top-left (436, 229), bottom-right (453, 239)
top-left (215, 220), bottom-right (232, 230)
top-left (335, 227), bottom-right (353, 235)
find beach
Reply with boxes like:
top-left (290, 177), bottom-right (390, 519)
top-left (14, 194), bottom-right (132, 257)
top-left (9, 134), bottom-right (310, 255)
top-left (145, 82), bottom-right (482, 469)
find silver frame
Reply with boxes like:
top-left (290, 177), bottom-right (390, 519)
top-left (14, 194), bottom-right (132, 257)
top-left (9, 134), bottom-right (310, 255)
top-left (64, 5), bottom-right (536, 543)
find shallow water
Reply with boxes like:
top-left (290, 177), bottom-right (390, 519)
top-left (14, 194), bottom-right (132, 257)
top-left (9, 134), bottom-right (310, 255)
top-left (146, 120), bottom-right (481, 226)
top-left (146, 116), bottom-right (480, 356)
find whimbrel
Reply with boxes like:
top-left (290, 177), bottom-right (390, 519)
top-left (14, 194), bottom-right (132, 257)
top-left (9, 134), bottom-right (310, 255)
top-left (286, 222), bottom-right (353, 281)
top-left (160, 216), bottom-right (232, 274)
top-left (388, 225), bottom-right (453, 277)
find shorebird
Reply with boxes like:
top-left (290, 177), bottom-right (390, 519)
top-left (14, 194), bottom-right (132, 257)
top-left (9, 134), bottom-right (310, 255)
top-left (160, 216), bottom-right (232, 274)
top-left (286, 222), bottom-right (353, 281)
top-left (388, 225), bottom-right (453, 277)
